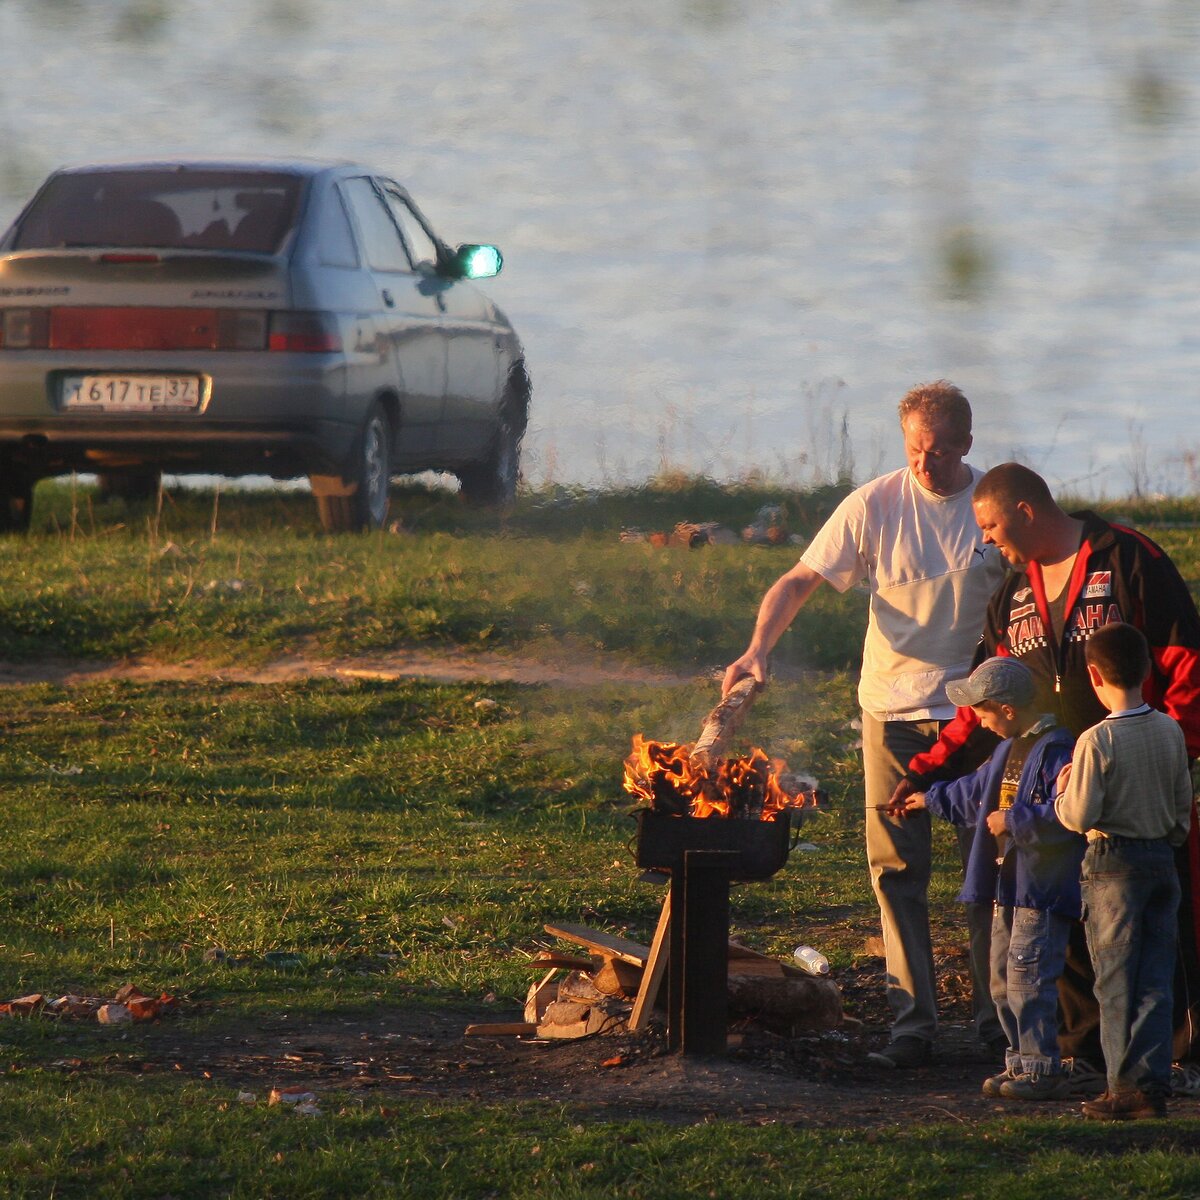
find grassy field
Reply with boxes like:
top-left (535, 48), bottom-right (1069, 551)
top-left (3, 478), bottom-right (1200, 1198)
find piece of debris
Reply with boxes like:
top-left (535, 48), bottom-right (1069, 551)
top-left (620, 522), bottom-right (738, 548)
top-left (237, 1091), bottom-right (257, 1105)
top-left (3, 983), bottom-right (177, 1024)
top-left (97, 1003), bottom-right (132, 1025)
top-left (269, 1087), bottom-right (318, 1107)
top-left (668, 521), bottom-right (739, 548)
top-left (464, 1022), bottom-right (538, 1037)
top-left (742, 504), bottom-right (789, 545)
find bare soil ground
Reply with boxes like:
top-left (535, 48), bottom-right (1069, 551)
top-left (51, 962), bottom-right (1200, 1129)
top-left (0, 649), bottom-right (707, 690)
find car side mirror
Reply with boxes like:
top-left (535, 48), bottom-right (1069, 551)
top-left (451, 243), bottom-right (502, 280)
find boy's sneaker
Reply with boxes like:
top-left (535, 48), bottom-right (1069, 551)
top-left (1081, 1089), bottom-right (1168, 1121)
top-left (981, 1065), bottom-right (1019, 1098)
top-left (998, 1070), bottom-right (1072, 1101)
top-left (866, 1036), bottom-right (933, 1069)
top-left (1062, 1057), bottom-right (1106, 1098)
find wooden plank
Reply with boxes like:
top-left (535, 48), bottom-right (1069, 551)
top-left (727, 942), bottom-right (775, 961)
top-left (726, 958), bottom-right (786, 978)
top-left (520, 952), bottom-right (595, 972)
top-left (629, 892), bottom-right (672, 1031)
top-left (464, 1022), bottom-right (538, 1037)
top-left (543, 922), bottom-right (649, 967)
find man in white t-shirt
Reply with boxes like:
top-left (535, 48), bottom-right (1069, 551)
top-left (723, 380), bottom-right (1007, 1068)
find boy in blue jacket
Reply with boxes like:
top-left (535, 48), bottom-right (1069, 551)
top-left (893, 656), bottom-right (1085, 1100)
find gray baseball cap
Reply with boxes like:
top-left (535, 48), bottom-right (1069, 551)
top-left (945, 657), bottom-right (1036, 709)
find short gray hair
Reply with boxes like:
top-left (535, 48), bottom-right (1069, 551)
top-left (897, 380), bottom-right (972, 445)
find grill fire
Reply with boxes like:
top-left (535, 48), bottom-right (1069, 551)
top-left (622, 735), bottom-right (822, 821)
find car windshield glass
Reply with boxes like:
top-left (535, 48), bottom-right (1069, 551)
top-left (12, 169), bottom-right (305, 253)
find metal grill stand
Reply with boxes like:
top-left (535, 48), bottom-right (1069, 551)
top-left (635, 810), bottom-right (791, 1057)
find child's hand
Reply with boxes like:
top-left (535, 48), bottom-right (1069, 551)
top-left (1056, 762), bottom-right (1072, 795)
top-left (891, 792), bottom-right (926, 817)
top-left (986, 810), bottom-right (1008, 836)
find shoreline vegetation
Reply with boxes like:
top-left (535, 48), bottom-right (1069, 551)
top-left (3, 476), bottom-right (1200, 1196)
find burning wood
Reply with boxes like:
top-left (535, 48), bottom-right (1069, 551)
top-left (623, 735), bottom-right (821, 820)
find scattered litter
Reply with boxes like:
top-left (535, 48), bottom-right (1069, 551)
top-left (619, 521), bottom-right (738, 548)
top-left (742, 504), bottom-right (789, 546)
top-left (47, 764), bottom-right (84, 776)
top-left (269, 1087), bottom-right (317, 1107)
top-left (293, 1101), bottom-right (322, 1117)
top-left (0, 983), bottom-right (177, 1024)
top-left (237, 1091), bottom-right (257, 1105)
top-left (473, 698), bottom-right (499, 712)
top-left (794, 842), bottom-right (820, 853)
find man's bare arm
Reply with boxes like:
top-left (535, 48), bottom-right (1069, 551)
top-left (721, 563), bottom-right (826, 696)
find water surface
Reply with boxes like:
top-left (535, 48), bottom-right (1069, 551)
top-left (1, 0), bottom-right (1198, 496)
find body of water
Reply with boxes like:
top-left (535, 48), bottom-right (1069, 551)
top-left (2, 0), bottom-right (1198, 496)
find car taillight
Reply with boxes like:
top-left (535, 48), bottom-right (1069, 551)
top-left (0, 308), bottom-right (50, 349)
top-left (217, 309), bottom-right (269, 350)
top-left (268, 311), bottom-right (342, 353)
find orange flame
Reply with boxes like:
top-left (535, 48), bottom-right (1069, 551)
top-left (622, 735), bottom-right (819, 820)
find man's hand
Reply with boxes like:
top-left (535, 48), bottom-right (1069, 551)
top-left (886, 786), bottom-right (925, 818)
top-left (1055, 762), bottom-right (1072, 796)
top-left (886, 778), bottom-right (916, 816)
top-left (986, 810), bottom-right (1008, 837)
top-left (722, 653), bottom-right (768, 698)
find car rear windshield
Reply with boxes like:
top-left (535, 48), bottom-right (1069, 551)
top-left (12, 169), bottom-right (306, 253)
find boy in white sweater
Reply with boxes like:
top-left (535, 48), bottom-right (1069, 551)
top-left (1055, 622), bottom-right (1193, 1120)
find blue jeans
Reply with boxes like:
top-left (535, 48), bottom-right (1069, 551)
top-left (990, 904), bottom-right (1072, 1076)
top-left (1082, 838), bottom-right (1180, 1097)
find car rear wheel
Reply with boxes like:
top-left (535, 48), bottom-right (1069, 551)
top-left (311, 402), bottom-right (392, 532)
top-left (0, 468), bottom-right (34, 534)
top-left (457, 419), bottom-right (520, 508)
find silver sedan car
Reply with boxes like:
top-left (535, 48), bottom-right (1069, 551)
top-left (0, 159), bottom-right (530, 530)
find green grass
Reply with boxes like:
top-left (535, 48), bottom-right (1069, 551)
top-left (2, 1078), bottom-right (1199, 1199)
top-left (0, 477), bottom-right (865, 670)
top-left (4, 478), bottom-right (1200, 1195)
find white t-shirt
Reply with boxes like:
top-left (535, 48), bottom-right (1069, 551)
top-left (800, 465), bottom-right (1006, 721)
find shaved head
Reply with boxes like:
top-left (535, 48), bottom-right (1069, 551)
top-left (973, 462), bottom-right (1055, 512)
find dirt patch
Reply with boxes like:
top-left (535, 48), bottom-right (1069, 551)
top-left (52, 969), bottom-right (1200, 1128)
top-left (0, 649), bottom-right (709, 690)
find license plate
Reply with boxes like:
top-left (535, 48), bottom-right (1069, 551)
top-left (61, 374), bottom-right (204, 412)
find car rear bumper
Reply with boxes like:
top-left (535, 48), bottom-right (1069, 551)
top-left (0, 350), bottom-right (366, 478)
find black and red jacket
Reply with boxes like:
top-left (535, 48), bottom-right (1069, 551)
top-left (907, 510), bottom-right (1200, 786)
top-left (905, 510), bottom-right (1200, 996)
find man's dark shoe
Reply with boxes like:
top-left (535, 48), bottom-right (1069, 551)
top-left (867, 1036), bottom-right (932, 1069)
top-left (1081, 1089), bottom-right (1168, 1121)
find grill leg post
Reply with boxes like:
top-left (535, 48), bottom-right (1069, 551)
top-left (673, 849), bottom-right (736, 1057)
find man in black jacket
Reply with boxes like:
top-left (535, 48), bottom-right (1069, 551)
top-left (892, 462), bottom-right (1200, 1076)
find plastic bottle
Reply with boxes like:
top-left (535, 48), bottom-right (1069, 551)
top-left (793, 946), bottom-right (830, 976)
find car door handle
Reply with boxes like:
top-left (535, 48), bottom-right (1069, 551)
top-left (381, 289), bottom-right (395, 307)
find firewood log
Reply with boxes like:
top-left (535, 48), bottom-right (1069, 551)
top-left (691, 676), bottom-right (761, 766)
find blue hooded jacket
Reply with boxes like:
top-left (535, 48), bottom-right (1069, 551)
top-left (924, 722), bottom-right (1084, 918)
